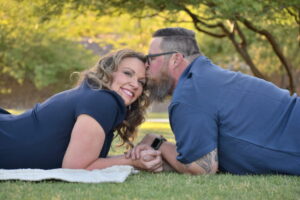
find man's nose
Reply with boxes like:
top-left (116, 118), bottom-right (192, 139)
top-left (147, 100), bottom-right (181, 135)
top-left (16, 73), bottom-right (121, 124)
top-left (145, 62), bottom-right (150, 70)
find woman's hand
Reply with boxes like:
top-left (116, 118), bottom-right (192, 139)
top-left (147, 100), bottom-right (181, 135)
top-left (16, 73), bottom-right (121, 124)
top-left (125, 143), bottom-right (152, 160)
top-left (125, 133), bottom-right (161, 160)
top-left (131, 149), bottom-right (163, 172)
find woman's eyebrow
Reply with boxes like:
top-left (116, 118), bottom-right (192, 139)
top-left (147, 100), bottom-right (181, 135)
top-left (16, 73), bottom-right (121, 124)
top-left (123, 67), bottom-right (146, 78)
top-left (122, 67), bottom-right (135, 73)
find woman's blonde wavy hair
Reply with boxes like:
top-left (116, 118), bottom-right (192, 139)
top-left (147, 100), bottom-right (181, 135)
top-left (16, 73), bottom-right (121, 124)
top-left (79, 49), bottom-right (150, 148)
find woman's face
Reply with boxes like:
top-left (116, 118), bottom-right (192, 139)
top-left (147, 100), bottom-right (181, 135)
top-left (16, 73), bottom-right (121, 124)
top-left (110, 57), bottom-right (146, 106)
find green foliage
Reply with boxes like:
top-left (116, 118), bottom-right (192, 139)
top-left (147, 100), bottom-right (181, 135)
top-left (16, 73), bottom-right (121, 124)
top-left (204, 0), bottom-right (300, 73)
top-left (0, 0), bottom-right (95, 91)
top-left (1, 0), bottom-right (299, 94)
top-left (0, 0), bottom-right (190, 92)
top-left (57, 0), bottom-right (299, 90)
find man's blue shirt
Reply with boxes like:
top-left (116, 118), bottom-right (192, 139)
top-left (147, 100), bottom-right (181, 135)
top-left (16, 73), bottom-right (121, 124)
top-left (169, 56), bottom-right (300, 175)
top-left (0, 82), bottom-right (126, 169)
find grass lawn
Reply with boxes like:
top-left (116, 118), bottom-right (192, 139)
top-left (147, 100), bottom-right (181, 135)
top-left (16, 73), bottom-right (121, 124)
top-left (0, 112), bottom-right (299, 200)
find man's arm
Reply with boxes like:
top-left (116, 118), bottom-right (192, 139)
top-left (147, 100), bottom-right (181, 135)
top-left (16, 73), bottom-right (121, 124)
top-left (159, 141), bottom-right (218, 175)
top-left (193, 148), bottom-right (218, 174)
top-left (129, 134), bottom-right (218, 174)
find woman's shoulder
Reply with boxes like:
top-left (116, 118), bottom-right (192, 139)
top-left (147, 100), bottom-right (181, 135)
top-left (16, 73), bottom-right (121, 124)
top-left (75, 88), bottom-right (127, 133)
top-left (95, 89), bottom-right (125, 108)
top-left (78, 85), bottom-right (125, 110)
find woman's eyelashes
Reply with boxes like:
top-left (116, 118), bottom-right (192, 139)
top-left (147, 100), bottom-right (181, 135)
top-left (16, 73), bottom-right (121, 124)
top-left (123, 70), bottom-right (146, 87)
top-left (123, 70), bottom-right (133, 77)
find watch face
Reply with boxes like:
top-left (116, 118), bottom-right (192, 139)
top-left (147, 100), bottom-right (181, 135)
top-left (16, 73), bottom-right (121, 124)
top-left (151, 138), bottom-right (161, 150)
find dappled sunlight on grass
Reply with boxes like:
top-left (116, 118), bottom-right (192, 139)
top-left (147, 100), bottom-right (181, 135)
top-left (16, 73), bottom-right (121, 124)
top-left (140, 122), bottom-right (171, 130)
top-left (6, 109), bottom-right (24, 115)
top-left (146, 112), bottom-right (168, 118)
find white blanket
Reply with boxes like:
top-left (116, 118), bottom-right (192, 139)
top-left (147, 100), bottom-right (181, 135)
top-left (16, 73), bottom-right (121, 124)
top-left (0, 165), bottom-right (137, 183)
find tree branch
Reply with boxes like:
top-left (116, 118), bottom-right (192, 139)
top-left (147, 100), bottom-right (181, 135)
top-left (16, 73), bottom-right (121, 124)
top-left (180, 5), bottom-right (266, 80)
top-left (233, 21), bottom-right (247, 47)
top-left (285, 7), bottom-right (300, 48)
top-left (238, 17), bottom-right (295, 93)
top-left (219, 23), bottom-right (267, 80)
top-left (183, 6), bottom-right (221, 29)
top-left (286, 8), bottom-right (300, 24)
top-left (182, 6), bottom-right (227, 38)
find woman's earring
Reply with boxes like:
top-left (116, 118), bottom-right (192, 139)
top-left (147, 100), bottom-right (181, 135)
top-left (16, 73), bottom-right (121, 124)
top-left (127, 105), bottom-right (131, 111)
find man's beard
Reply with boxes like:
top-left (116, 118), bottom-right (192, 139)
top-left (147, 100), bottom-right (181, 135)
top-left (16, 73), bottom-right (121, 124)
top-left (147, 71), bottom-right (174, 103)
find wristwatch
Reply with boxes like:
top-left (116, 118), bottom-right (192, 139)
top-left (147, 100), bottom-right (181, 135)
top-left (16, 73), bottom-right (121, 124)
top-left (151, 136), bottom-right (167, 150)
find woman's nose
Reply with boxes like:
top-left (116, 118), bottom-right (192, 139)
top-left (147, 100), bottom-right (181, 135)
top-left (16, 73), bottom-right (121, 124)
top-left (130, 78), bottom-right (139, 89)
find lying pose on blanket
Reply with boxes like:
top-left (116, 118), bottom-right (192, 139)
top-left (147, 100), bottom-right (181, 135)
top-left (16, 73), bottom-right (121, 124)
top-left (0, 49), bottom-right (162, 172)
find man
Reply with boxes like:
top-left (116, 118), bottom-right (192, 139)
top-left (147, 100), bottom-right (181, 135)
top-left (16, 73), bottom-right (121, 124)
top-left (129, 27), bottom-right (300, 175)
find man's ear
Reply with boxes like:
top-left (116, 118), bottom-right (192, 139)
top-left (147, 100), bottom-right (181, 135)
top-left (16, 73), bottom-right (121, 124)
top-left (168, 53), bottom-right (184, 73)
top-left (172, 53), bottom-right (184, 67)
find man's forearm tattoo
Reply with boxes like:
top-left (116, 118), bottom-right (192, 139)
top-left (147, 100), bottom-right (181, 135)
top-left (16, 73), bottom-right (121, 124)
top-left (194, 148), bottom-right (218, 173)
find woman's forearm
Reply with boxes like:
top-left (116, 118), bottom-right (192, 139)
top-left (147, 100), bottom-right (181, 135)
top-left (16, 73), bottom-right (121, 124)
top-left (85, 154), bottom-right (134, 170)
top-left (84, 151), bottom-right (162, 172)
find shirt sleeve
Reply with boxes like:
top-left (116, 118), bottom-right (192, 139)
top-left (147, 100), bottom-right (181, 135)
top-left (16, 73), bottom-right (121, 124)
top-left (75, 90), bottom-right (126, 134)
top-left (169, 102), bottom-right (218, 164)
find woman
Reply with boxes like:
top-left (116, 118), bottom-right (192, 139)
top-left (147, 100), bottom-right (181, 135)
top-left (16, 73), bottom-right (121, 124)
top-left (0, 49), bottom-right (162, 171)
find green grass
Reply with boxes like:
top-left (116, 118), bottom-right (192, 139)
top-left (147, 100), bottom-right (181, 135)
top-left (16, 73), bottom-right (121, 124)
top-left (0, 168), bottom-right (299, 200)
top-left (1, 114), bottom-right (300, 200)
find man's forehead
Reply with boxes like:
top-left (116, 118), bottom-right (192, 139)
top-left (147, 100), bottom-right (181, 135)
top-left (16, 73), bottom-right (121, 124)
top-left (149, 37), bottom-right (162, 54)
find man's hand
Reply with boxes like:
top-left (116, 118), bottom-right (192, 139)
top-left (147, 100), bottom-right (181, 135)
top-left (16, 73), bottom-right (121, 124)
top-left (131, 148), bottom-right (163, 172)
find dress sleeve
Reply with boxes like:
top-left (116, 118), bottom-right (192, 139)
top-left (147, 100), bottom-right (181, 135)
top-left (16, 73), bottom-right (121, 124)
top-left (169, 102), bottom-right (218, 164)
top-left (0, 107), bottom-right (11, 114)
top-left (75, 90), bottom-right (126, 134)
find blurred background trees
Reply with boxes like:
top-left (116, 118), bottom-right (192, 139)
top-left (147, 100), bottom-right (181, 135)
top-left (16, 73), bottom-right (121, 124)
top-left (0, 0), bottom-right (299, 108)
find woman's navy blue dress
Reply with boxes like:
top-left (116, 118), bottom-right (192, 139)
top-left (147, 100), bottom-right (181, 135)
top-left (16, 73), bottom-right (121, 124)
top-left (0, 83), bottom-right (126, 169)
